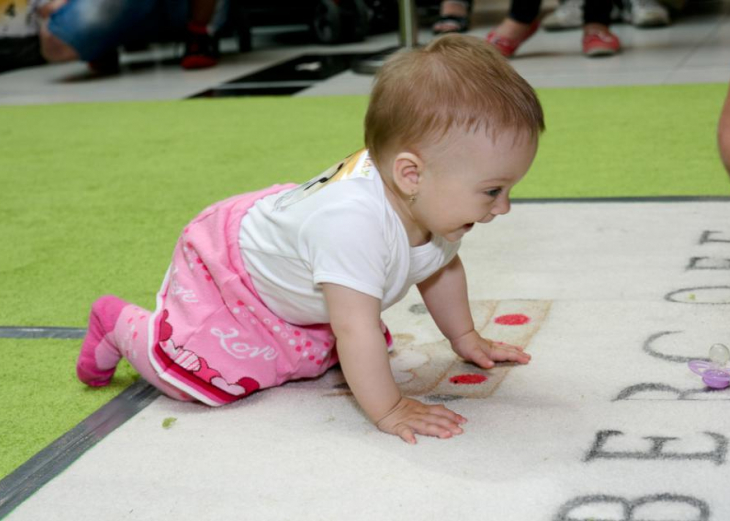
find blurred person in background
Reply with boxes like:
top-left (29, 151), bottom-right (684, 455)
top-left (432, 0), bottom-right (472, 34)
top-left (543, 0), bottom-right (670, 30)
top-left (38, 0), bottom-right (224, 73)
top-left (486, 0), bottom-right (621, 57)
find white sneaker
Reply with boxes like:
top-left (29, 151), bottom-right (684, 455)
top-left (542, 0), bottom-right (583, 30)
top-left (622, 0), bottom-right (670, 27)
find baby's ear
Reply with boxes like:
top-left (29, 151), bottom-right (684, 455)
top-left (392, 152), bottom-right (424, 194)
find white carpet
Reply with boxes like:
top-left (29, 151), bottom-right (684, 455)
top-left (9, 201), bottom-right (730, 521)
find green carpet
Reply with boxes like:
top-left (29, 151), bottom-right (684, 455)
top-left (1, 83), bottom-right (729, 480)
top-left (0, 340), bottom-right (138, 478)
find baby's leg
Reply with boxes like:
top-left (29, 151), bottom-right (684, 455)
top-left (77, 296), bottom-right (193, 402)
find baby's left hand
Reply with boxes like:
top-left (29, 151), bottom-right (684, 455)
top-left (450, 330), bottom-right (531, 369)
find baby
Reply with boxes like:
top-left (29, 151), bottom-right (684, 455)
top-left (77, 34), bottom-right (545, 444)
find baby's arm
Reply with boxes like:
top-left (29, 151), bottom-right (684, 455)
top-left (322, 283), bottom-right (466, 444)
top-left (417, 255), bottom-right (531, 368)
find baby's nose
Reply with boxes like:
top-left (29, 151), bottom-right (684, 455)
top-left (491, 197), bottom-right (511, 216)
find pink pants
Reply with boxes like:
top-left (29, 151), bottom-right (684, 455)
top-left (107, 303), bottom-right (194, 402)
top-left (88, 186), bottom-right (354, 405)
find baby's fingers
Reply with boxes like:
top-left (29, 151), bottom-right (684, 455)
top-left (411, 417), bottom-right (464, 439)
top-left (470, 349), bottom-right (497, 369)
top-left (428, 404), bottom-right (468, 425)
top-left (396, 425), bottom-right (418, 445)
top-left (394, 419), bottom-right (452, 444)
top-left (379, 398), bottom-right (466, 443)
top-left (490, 342), bottom-right (531, 364)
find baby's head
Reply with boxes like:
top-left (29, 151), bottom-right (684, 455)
top-left (365, 33), bottom-right (544, 167)
top-left (364, 34), bottom-right (545, 242)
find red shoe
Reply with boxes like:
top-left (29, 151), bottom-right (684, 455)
top-left (181, 23), bottom-right (219, 70)
top-left (485, 20), bottom-right (540, 58)
top-left (582, 29), bottom-right (621, 57)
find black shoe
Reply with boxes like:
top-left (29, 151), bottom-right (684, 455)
top-left (87, 50), bottom-right (120, 75)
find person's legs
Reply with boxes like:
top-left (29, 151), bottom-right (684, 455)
top-left (46, 0), bottom-right (144, 62)
top-left (622, 0), bottom-right (670, 27)
top-left (508, 0), bottom-right (543, 24)
top-left (485, 0), bottom-right (542, 58)
top-left (77, 296), bottom-right (194, 401)
top-left (583, 0), bottom-right (613, 25)
top-left (432, 0), bottom-right (472, 35)
top-left (38, 0), bottom-right (77, 62)
top-left (541, 0), bottom-right (584, 30)
top-left (181, 0), bottom-right (220, 69)
top-left (42, 0), bottom-right (171, 72)
top-left (189, 0), bottom-right (217, 25)
top-left (39, 21), bottom-right (78, 62)
top-left (582, 0), bottom-right (621, 56)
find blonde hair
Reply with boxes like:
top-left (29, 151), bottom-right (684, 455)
top-left (364, 34), bottom-right (545, 165)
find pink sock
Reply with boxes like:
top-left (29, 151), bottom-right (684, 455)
top-left (78, 297), bottom-right (194, 401)
top-left (76, 295), bottom-right (128, 386)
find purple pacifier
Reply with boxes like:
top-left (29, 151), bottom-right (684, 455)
top-left (688, 343), bottom-right (730, 390)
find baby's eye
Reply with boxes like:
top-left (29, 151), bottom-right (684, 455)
top-left (484, 188), bottom-right (502, 198)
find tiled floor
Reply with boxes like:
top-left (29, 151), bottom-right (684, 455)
top-left (0, 0), bottom-right (728, 105)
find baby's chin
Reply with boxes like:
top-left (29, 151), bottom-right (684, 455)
top-left (442, 223), bottom-right (474, 242)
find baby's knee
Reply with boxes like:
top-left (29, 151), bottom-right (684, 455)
top-left (43, 0), bottom-right (130, 63)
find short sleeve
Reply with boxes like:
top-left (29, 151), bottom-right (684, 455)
top-left (441, 237), bottom-right (461, 267)
top-left (407, 235), bottom-right (462, 287)
top-left (299, 200), bottom-right (390, 300)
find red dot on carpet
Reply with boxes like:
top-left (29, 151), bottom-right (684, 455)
top-left (449, 374), bottom-right (488, 385)
top-left (494, 314), bottom-right (530, 325)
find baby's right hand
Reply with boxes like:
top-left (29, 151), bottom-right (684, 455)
top-left (375, 397), bottom-right (467, 444)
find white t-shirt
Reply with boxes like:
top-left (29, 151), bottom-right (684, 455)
top-left (239, 150), bottom-right (460, 325)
